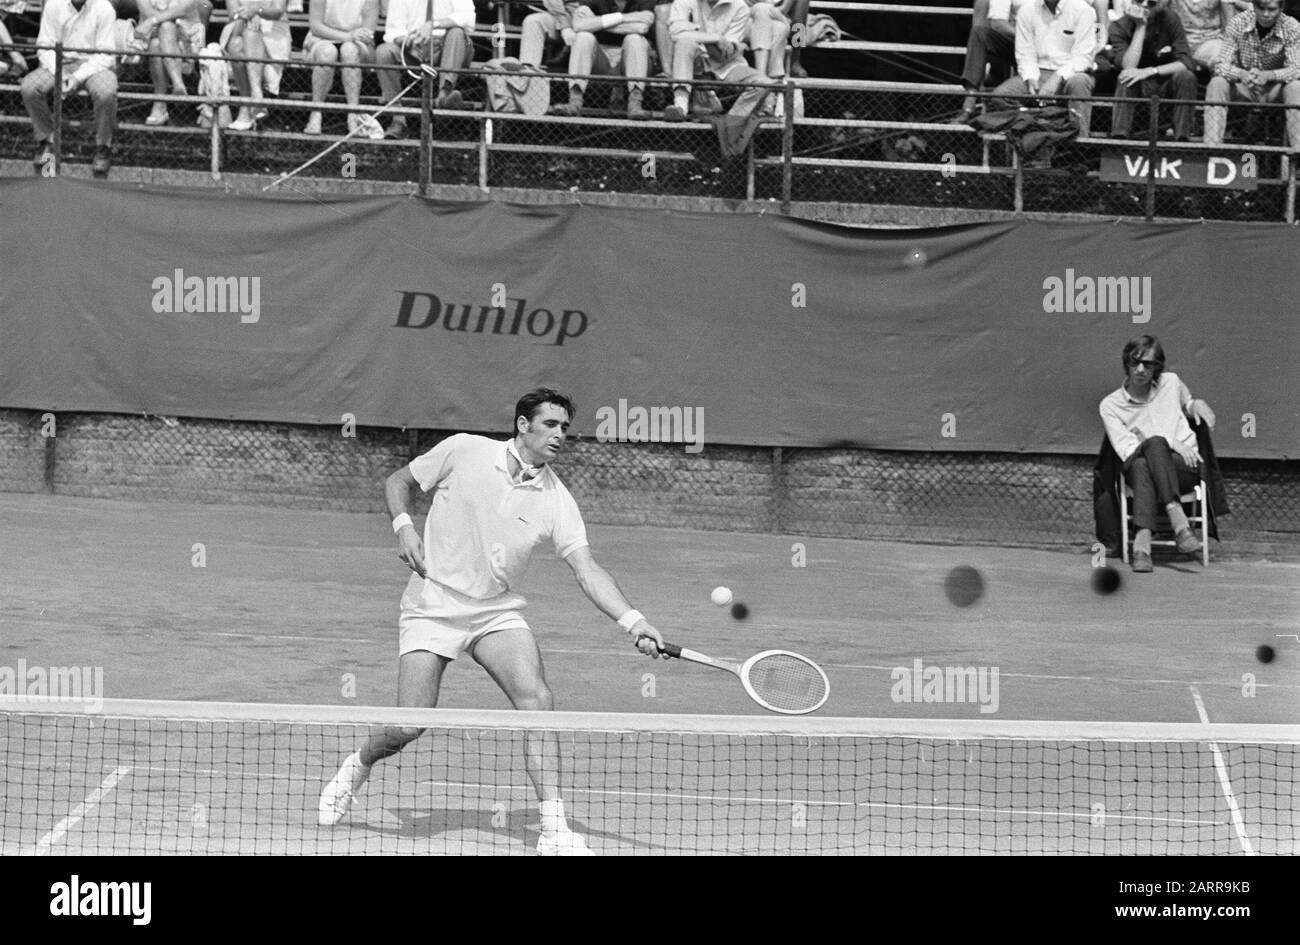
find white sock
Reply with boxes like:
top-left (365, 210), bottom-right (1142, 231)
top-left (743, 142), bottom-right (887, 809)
top-left (343, 751), bottom-right (371, 786)
top-left (1166, 503), bottom-right (1190, 534)
top-left (539, 798), bottom-right (567, 835)
top-left (673, 89), bottom-right (689, 111)
top-left (1134, 529), bottom-right (1152, 555)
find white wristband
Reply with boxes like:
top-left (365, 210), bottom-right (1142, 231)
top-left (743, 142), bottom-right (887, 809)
top-left (392, 513), bottom-right (413, 534)
top-left (600, 12), bottom-right (623, 29)
top-left (617, 609), bottom-right (645, 632)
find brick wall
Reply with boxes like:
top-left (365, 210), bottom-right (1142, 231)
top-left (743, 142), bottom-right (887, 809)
top-left (0, 410), bottom-right (1296, 555)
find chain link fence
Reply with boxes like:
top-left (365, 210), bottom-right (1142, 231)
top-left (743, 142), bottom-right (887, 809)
top-left (2, 409), bottom-right (1296, 556)
top-left (2, 36), bottom-right (1297, 221)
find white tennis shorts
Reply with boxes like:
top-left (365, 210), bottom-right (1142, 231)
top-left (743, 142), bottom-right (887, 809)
top-left (398, 575), bottom-right (529, 660)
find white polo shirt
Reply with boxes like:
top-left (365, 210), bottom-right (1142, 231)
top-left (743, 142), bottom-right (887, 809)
top-left (409, 433), bottom-right (589, 601)
top-left (1099, 371), bottom-right (1197, 464)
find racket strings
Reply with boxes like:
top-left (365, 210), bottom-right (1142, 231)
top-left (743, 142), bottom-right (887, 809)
top-left (746, 654), bottom-right (828, 713)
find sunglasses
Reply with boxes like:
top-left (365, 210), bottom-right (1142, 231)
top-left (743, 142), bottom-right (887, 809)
top-left (1129, 358), bottom-right (1160, 368)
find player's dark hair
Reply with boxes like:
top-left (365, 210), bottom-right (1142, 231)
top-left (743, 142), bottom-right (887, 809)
top-left (1122, 335), bottom-right (1165, 384)
top-left (514, 388), bottom-right (575, 431)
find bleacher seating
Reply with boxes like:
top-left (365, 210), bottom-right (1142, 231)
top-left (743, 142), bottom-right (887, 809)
top-left (1, 1), bottom-right (1296, 222)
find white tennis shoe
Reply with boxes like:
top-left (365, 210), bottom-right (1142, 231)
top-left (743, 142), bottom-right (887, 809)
top-left (537, 828), bottom-right (595, 856)
top-left (318, 751), bottom-right (371, 826)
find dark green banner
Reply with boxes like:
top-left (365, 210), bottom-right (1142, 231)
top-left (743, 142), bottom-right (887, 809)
top-left (1, 179), bottom-right (1294, 458)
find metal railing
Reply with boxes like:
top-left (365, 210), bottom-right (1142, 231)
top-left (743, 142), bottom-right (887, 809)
top-left (2, 41), bottom-right (1297, 221)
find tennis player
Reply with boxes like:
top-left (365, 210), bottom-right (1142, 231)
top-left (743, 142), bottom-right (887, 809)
top-left (319, 388), bottom-right (665, 855)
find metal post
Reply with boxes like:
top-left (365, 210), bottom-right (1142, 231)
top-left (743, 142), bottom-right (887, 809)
top-left (780, 81), bottom-right (794, 211)
top-left (419, 65), bottom-right (433, 197)
top-left (52, 43), bottom-right (63, 176)
top-left (1144, 93), bottom-right (1159, 221)
top-left (43, 412), bottom-right (56, 493)
top-left (746, 138), bottom-right (755, 201)
top-left (480, 117), bottom-right (490, 192)
top-left (210, 112), bottom-right (222, 181)
top-left (1285, 151), bottom-right (1296, 224)
top-left (1012, 150), bottom-right (1022, 213)
top-left (771, 446), bottom-right (785, 533)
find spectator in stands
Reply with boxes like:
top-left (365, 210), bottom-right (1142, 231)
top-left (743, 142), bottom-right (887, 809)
top-left (304, 0), bottom-right (381, 138)
top-left (1, 5), bottom-right (30, 78)
top-left (21, 0), bottom-right (118, 177)
top-left (519, 0), bottom-right (581, 69)
top-left (654, 1), bottom-right (674, 74)
top-left (1204, 0), bottom-right (1300, 146)
top-left (375, 0), bottom-right (474, 131)
top-left (746, 1), bottom-right (789, 81)
top-left (991, 0), bottom-right (1098, 135)
top-left (1109, 0), bottom-right (1197, 139)
top-left (223, 0), bottom-right (290, 132)
top-left (134, 0), bottom-right (206, 125)
top-left (1171, 0), bottom-right (1246, 67)
top-left (545, 0), bottom-right (656, 118)
top-left (783, 0), bottom-right (811, 76)
top-left (953, 0), bottom-right (1027, 122)
top-left (1099, 335), bottom-right (1214, 571)
top-left (664, 0), bottom-right (772, 122)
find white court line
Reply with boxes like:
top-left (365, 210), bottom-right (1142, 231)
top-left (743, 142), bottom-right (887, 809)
top-left (7, 757), bottom-right (1221, 832)
top-left (413, 778), bottom-right (1220, 827)
top-left (22, 765), bottom-right (132, 856)
top-left (1190, 685), bottom-right (1256, 856)
top-left (201, 632), bottom-right (1300, 690)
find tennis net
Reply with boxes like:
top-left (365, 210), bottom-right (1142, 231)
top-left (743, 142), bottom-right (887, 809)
top-left (2, 698), bottom-right (1296, 855)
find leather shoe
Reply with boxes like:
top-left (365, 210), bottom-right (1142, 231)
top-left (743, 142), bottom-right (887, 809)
top-left (91, 146), bottom-right (111, 178)
top-left (1131, 551), bottom-right (1153, 573)
top-left (1174, 528), bottom-right (1203, 556)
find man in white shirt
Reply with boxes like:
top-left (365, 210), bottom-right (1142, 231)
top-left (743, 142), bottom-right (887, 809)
top-left (991, 0), bottom-right (1099, 134)
top-left (1099, 336), bottom-right (1216, 571)
top-left (664, 0), bottom-right (771, 121)
top-left (319, 389), bottom-right (666, 855)
top-left (20, 0), bottom-right (118, 177)
top-left (375, 0), bottom-right (474, 133)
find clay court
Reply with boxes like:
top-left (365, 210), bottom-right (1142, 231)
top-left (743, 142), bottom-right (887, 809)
top-left (2, 492), bottom-right (1296, 854)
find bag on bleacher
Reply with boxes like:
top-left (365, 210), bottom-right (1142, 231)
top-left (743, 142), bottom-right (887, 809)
top-left (114, 20), bottom-right (149, 68)
top-left (197, 43), bottom-right (232, 129)
top-left (483, 57), bottom-right (549, 117)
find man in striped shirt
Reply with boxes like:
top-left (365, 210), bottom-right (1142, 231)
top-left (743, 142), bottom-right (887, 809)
top-left (1204, 0), bottom-right (1300, 145)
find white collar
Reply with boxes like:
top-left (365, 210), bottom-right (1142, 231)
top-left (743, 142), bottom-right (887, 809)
top-left (506, 440), bottom-right (543, 482)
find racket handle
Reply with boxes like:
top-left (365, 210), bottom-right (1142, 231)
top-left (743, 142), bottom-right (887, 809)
top-left (658, 643), bottom-right (682, 659)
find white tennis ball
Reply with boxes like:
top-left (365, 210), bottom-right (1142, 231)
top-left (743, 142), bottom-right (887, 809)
top-left (710, 586), bottom-right (733, 607)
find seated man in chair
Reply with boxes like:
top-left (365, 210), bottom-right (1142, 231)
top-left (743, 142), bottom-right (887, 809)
top-left (1099, 335), bottom-right (1216, 571)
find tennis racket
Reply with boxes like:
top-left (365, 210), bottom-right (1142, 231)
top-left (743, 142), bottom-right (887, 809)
top-left (658, 642), bottom-right (830, 715)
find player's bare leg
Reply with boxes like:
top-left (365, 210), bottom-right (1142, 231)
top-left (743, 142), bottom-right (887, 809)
top-left (473, 627), bottom-right (593, 855)
top-left (319, 650), bottom-right (448, 825)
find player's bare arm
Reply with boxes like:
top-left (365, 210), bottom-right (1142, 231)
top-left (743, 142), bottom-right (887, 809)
top-left (385, 464), bottom-right (428, 579)
top-left (563, 545), bottom-right (665, 658)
